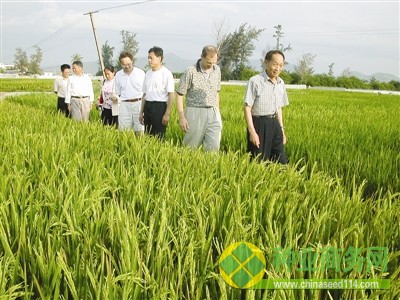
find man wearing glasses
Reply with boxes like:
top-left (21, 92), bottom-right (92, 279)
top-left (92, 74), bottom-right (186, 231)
top-left (113, 52), bottom-right (145, 135)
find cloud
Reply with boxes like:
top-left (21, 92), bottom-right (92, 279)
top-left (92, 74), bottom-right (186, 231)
top-left (1, 0), bottom-right (398, 76)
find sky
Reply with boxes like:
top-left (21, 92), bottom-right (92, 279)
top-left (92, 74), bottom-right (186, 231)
top-left (1, 0), bottom-right (399, 77)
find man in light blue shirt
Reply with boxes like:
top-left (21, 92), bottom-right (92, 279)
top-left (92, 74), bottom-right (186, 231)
top-left (244, 50), bottom-right (289, 164)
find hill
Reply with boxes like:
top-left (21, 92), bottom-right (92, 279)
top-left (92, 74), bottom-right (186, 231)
top-left (349, 71), bottom-right (399, 83)
top-left (43, 55), bottom-right (399, 83)
top-left (42, 53), bottom-right (196, 75)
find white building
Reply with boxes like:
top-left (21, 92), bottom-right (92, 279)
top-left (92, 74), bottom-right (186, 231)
top-left (0, 63), bottom-right (15, 69)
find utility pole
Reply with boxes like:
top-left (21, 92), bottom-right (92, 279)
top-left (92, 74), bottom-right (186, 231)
top-left (84, 11), bottom-right (105, 79)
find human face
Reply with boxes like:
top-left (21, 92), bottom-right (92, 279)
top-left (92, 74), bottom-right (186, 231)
top-left (120, 57), bottom-right (133, 74)
top-left (200, 53), bottom-right (218, 71)
top-left (104, 69), bottom-right (115, 81)
top-left (61, 68), bottom-right (70, 78)
top-left (265, 54), bottom-right (285, 80)
top-left (148, 52), bottom-right (162, 71)
top-left (72, 64), bottom-right (83, 76)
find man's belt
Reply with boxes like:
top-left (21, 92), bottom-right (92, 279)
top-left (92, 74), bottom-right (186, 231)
top-left (123, 98), bottom-right (141, 102)
top-left (253, 113), bottom-right (277, 119)
top-left (71, 96), bottom-right (89, 99)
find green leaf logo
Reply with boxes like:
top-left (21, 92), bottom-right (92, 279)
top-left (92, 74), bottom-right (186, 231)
top-left (219, 242), bottom-right (266, 289)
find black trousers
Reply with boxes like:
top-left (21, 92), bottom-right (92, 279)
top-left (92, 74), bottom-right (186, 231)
top-left (144, 101), bottom-right (167, 139)
top-left (101, 108), bottom-right (118, 127)
top-left (247, 116), bottom-right (288, 164)
top-left (57, 97), bottom-right (70, 118)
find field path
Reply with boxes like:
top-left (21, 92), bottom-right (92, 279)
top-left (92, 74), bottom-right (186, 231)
top-left (0, 92), bottom-right (53, 101)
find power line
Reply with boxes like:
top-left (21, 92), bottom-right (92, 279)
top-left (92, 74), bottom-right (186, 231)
top-left (83, 0), bottom-right (154, 76)
top-left (34, 16), bottom-right (85, 46)
top-left (13, 1), bottom-right (154, 52)
top-left (92, 0), bottom-right (155, 13)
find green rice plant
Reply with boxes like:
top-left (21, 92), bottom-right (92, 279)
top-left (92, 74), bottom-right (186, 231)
top-left (0, 78), bottom-right (54, 92)
top-left (0, 91), bottom-right (399, 299)
top-left (0, 78), bottom-right (101, 94)
top-left (169, 86), bottom-right (400, 197)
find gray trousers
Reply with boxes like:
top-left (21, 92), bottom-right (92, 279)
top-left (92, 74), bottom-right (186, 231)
top-left (70, 98), bottom-right (91, 122)
top-left (183, 107), bottom-right (222, 151)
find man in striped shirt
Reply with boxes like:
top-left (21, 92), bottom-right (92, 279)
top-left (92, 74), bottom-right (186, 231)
top-left (244, 50), bottom-right (289, 164)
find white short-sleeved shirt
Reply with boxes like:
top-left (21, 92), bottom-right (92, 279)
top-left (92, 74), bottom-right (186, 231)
top-left (114, 67), bottom-right (145, 100)
top-left (53, 76), bottom-right (69, 98)
top-left (142, 66), bottom-right (175, 102)
top-left (65, 74), bottom-right (95, 103)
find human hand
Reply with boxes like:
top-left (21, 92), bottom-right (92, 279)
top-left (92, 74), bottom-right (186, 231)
top-left (139, 112), bottom-right (144, 125)
top-left (250, 132), bottom-right (260, 148)
top-left (162, 113), bottom-right (170, 126)
top-left (110, 94), bottom-right (119, 103)
top-left (283, 132), bottom-right (287, 145)
top-left (179, 116), bottom-right (189, 133)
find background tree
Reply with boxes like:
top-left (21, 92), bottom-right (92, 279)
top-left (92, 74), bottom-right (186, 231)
top-left (238, 66), bottom-right (259, 81)
top-left (328, 63), bottom-right (335, 77)
top-left (218, 23), bottom-right (264, 80)
top-left (97, 40), bottom-right (115, 75)
top-left (294, 53), bottom-right (316, 85)
top-left (14, 47), bottom-right (29, 74)
top-left (261, 25), bottom-right (292, 71)
top-left (279, 70), bottom-right (293, 84)
top-left (115, 30), bottom-right (139, 69)
top-left (214, 19), bottom-right (230, 79)
top-left (71, 53), bottom-right (83, 62)
top-left (336, 75), bottom-right (368, 89)
top-left (389, 80), bottom-right (400, 91)
top-left (28, 45), bottom-right (43, 75)
top-left (273, 25), bottom-right (292, 52)
top-left (369, 76), bottom-right (380, 90)
top-left (340, 67), bottom-right (352, 78)
top-left (214, 19), bottom-right (228, 53)
top-left (309, 73), bottom-right (336, 87)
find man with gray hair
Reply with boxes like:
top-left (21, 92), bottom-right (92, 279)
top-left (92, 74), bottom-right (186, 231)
top-left (176, 45), bottom-right (222, 151)
top-left (244, 50), bottom-right (289, 164)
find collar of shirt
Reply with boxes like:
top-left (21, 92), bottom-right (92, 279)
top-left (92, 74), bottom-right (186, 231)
top-left (196, 59), bottom-right (216, 73)
top-left (262, 71), bottom-right (282, 84)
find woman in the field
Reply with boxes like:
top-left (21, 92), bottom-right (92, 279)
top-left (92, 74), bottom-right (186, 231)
top-left (99, 65), bottom-right (118, 127)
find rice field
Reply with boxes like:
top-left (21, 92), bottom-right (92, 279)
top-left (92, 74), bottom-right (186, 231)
top-left (0, 79), bottom-right (399, 299)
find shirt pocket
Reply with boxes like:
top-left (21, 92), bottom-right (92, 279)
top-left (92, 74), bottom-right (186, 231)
top-left (274, 86), bottom-right (285, 103)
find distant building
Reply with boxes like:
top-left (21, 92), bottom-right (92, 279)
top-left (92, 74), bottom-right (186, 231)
top-left (38, 72), bottom-right (55, 78)
top-left (0, 63), bottom-right (15, 69)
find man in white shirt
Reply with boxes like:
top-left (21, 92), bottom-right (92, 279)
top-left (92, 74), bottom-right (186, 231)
top-left (113, 52), bottom-right (145, 135)
top-left (139, 46), bottom-right (175, 139)
top-left (53, 64), bottom-right (70, 117)
top-left (65, 61), bottom-right (94, 122)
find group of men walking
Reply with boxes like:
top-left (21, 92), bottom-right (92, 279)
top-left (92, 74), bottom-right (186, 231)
top-left (53, 46), bottom-right (289, 164)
